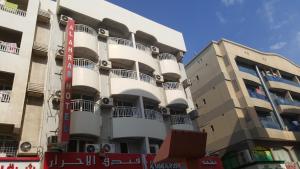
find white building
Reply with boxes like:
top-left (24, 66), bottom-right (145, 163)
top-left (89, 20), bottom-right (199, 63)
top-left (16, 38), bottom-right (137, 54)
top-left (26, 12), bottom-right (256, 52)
top-left (0, 0), bottom-right (195, 157)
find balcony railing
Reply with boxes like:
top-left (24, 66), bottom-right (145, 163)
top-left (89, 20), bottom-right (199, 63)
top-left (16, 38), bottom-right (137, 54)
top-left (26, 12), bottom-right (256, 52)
top-left (136, 43), bottom-right (151, 53)
top-left (0, 90), bottom-right (11, 103)
top-left (108, 37), bottom-right (133, 47)
top-left (144, 109), bottom-right (163, 122)
top-left (170, 115), bottom-right (192, 125)
top-left (248, 90), bottom-right (269, 101)
top-left (260, 117), bottom-right (281, 130)
top-left (110, 69), bottom-right (138, 79)
top-left (265, 75), bottom-right (300, 87)
top-left (139, 72), bottom-right (156, 85)
top-left (158, 53), bottom-right (177, 61)
top-left (238, 65), bottom-right (257, 77)
top-left (113, 106), bottom-right (142, 118)
top-left (73, 58), bottom-right (97, 70)
top-left (0, 140), bottom-right (18, 157)
top-left (275, 98), bottom-right (300, 107)
top-left (0, 42), bottom-right (19, 55)
top-left (162, 82), bottom-right (183, 90)
top-left (75, 24), bottom-right (97, 36)
top-left (0, 3), bottom-right (26, 17)
top-left (70, 99), bottom-right (99, 113)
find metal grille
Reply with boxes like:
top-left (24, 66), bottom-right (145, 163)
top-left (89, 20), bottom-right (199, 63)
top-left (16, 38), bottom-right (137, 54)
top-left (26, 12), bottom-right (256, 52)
top-left (144, 109), bottom-right (163, 122)
top-left (110, 69), bottom-right (138, 80)
top-left (113, 106), bottom-right (142, 118)
top-left (0, 90), bottom-right (11, 103)
top-left (0, 137), bottom-right (18, 157)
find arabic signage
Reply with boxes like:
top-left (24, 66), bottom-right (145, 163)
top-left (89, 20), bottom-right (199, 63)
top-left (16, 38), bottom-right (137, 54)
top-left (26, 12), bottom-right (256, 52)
top-left (58, 18), bottom-right (75, 144)
top-left (0, 157), bottom-right (40, 169)
top-left (44, 152), bottom-right (183, 169)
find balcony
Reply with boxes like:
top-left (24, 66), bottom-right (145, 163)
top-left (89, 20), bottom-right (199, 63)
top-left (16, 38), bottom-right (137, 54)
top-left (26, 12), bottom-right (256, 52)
top-left (144, 109), bottom-right (163, 122)
top-left (275, 98), bottom-right (300, 114)
top-left (110, 69), bottom-right (161, 102)
top-left (265, 75), bottom-right (300, 94)
top-left (159, 53), bottom-right (181, 79)
top-left (0, 3), bottom-right (26, 17)
top-left (108, 37), bottom-right (158, 70)
top-left (112, 106), bottom-right (167, 139)
top-left (170, 115), bottom-right (193, 131)
top-left (0, 90), bottom-right (11, 103)
top-left (135, 42), bottom-right (151, 54)
top-left (247, 90), bottom-right (272, 110)
top-left (70, 99), bottom-right (101, 137)
top-left (259, 117), bottom-right (281, 130)
top-left (72, 58), bottom-right (100, 92)
top-left (0, 41), bottom-right (19, 55)
top-left (74, 24), bottom-right (98, 60)
top-left (163, 82), bottom-right (188, 107)
top-left (238, 65), bottom-right (260, 84)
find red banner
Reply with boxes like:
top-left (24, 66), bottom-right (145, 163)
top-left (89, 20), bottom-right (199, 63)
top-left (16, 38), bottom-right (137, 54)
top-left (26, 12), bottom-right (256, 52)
top-left (58, 18), bottom-right (75, 144)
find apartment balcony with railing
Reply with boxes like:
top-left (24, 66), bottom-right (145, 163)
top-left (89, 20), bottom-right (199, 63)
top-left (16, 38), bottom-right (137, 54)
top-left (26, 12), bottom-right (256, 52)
top-left (111, 106), bottom-right (167, 139)
top-left (170, 115), bottom-right (193, 131)
top-left (0, 27), bottom-right (22, 56)
top-left (108, 37), bottom-right (158, 70)
top-left (110, 69), bottom-right (161, 102)
top-left (265, 75), bottom-right (300, 94)
top-left (237, 64), bottom-right (260, 84)
top-left (72, 58), bottom-right (100, 92)
top-left (163, 82), bottom-right (188, 107)
top-left (275, 97), bottom-right (300, 114)
top-left (159, 53), bottom-right (181, 79)
top-left (70, 99), bottom-right (101, 137)
top-left (74, 24), bottom-right (98, 60)
top-left (246, 87), bottom-right (272, 110)
top-left (0, 0), bottom-right (28, 17)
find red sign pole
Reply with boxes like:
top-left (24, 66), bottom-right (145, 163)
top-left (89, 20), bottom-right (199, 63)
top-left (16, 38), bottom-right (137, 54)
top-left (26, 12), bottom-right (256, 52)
top-left (58, 19), bottom-right (75, 144)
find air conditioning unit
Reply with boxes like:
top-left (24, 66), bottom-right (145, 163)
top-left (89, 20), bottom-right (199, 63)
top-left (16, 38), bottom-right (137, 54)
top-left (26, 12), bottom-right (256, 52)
top-left (99, 60), bottom-right (112, 70)
top-left (47, 136), bottom-right (58, 145)
top-left (101, 143), bottom-right (116, 153)
top-left (101, 97), bottom-right (113, 107)
top-left (85, 144), bottom-right (101, 153)
top-left (237, 149), bottom-right (253, 165)
top-left (182, 78), bottom-right (192, 88)
top-left (150, 46), bottom-right (159, 54)
top-left (159, 107), bottom-right (169, 114)
top-left (154, 74), bottom-right (164, 83)
top-left (55, 48), bottom-right (64, 60)
top-left (59, 15), bottom-right (70, 26)
top-left (98, 28), bottom-right (109, 38)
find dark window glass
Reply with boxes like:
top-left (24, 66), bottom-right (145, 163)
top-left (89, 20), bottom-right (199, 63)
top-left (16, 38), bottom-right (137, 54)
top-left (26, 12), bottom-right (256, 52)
top-left (120, 143), bottom-right (128, 153)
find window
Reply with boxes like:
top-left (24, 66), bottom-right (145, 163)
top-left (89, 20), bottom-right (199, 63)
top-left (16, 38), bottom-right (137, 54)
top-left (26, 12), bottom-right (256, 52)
top-left (195, 104), bottom-right (199, 109)
top-left (196, 75), bottom-right (199, 80)
top-left (149, 144), bottom-right (159, 154)
top-left (67, 139), bottom-right (95, 152)
top-left (211, 125), bottom-right (215, 132)
top-left (203, 99), bottom-right (206, 104)
top-left (120, 143), bottom-right (128, 153)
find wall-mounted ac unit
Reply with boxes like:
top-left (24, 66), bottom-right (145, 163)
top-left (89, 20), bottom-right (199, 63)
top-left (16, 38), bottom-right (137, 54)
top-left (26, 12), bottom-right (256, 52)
top-left (59, 15), bottom-right (70, 26)
top-left (99, 60), bottom-right (112, 70)
top-left (101, 143), bottom-right (116, 153)
top-left (98, 28), bottom-right (109, 38)
top-left (182, 78), bottom-right (192, 88)
top-left (150, 46), bottom-right (159, 54)
top-left (154, 74), bottom-right (164, 83)
top-left (101, 97), bottom-right (113, 107)
top-left (55, 48), bottom-right (64, 60)
top-left (85, 144), bottom-right (101, 153)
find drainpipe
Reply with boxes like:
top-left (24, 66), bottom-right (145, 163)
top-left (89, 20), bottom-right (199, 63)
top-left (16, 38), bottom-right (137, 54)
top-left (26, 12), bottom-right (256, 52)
top-left (255, 65), bottom-right (285, 130)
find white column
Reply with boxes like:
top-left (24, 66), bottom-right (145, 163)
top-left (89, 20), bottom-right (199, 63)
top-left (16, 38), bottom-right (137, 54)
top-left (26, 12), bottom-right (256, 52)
top-left (130, 32), bottom-right (136, 48)
top-left (135, 61), bottom-right (140, 80)
top-left (138, 96), bottom-right (145, 118)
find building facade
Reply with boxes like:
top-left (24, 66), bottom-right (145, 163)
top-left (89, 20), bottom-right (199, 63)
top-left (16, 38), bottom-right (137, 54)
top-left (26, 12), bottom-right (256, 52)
top-left (0, 0), bottom-right (196, 159)
top-left (186, 39), bottom-right (300, 169)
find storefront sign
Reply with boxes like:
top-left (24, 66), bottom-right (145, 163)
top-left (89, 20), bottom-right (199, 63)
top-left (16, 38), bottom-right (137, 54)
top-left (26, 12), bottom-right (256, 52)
top-left (58, 18), bottom-right (75, 144)
top-left (198, 156), bottom-right (223, 169)
top-left (44, 153), bottom-right (182, 169)
top-left (0, 157), bottom-right (40, 169)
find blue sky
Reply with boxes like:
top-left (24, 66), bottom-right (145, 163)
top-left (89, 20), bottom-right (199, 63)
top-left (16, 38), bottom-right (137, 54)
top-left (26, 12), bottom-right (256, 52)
top-left (109, 0), bottom-right (300, 65)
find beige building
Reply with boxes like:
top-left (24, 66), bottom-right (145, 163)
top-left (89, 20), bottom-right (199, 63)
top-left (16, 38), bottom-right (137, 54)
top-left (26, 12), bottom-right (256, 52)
top-left (0, 0), bottom-right (195, 157)
top-left (186, 39), bottom-right (300, 169)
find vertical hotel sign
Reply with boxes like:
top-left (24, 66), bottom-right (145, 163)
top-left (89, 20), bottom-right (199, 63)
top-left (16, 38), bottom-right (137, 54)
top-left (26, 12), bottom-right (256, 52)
top-left (58, 18), bottom-right (75, 144)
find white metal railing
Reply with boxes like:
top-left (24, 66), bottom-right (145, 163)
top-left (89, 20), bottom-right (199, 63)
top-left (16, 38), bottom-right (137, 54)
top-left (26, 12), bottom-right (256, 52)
top-left (0, 90), bottom-right (11, 103)
top-left (73, 58), bottom-right (97, 70)
top-left (0, 4), bottom-right (26, 17)
top-left (70, 99), bottom-right (99, 113)
top-left (113, 106), bottom-right (142, 118)
top-left (139, 72), bottom-right (156, 85)
top-left (0, 42), bottom-right (19, 55)
top-left (136, 42), bottom-right (151, 53)
top-left (110, 69), bottom-right (138, 79)
top-left (144, 109), bottom-right (163, 122)
top-left (170, 115), bottom-right (192, 125)
top-left (108, 37), bottom-right (133, 47)
top-left (75, 24), bottom-right (97, 36)
top-left (158, 53), bottom-right (177, 61)
top-left (162, 82), bottom-right (183, 90)
top-left (0, 141), bottom-right (18, 157)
